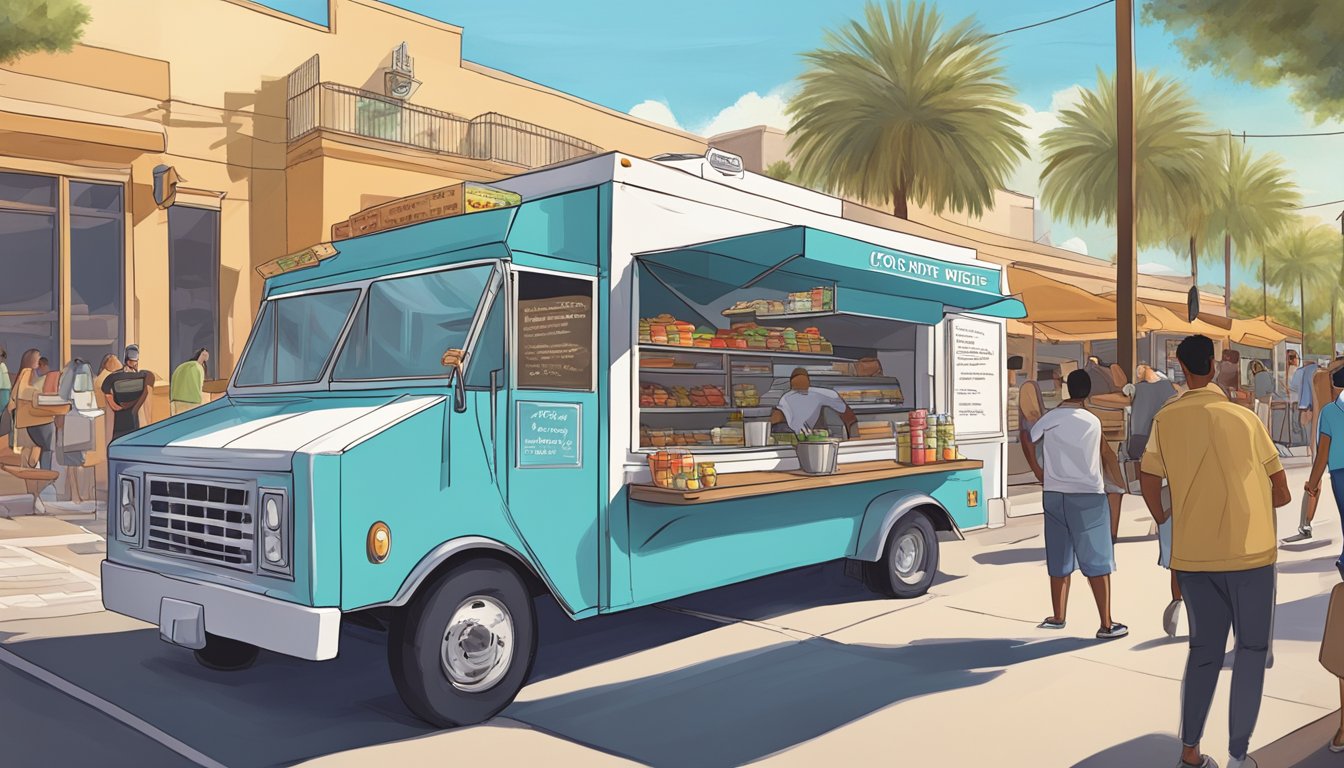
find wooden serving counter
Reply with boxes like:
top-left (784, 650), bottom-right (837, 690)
top-left (629, 458), bottom-right (984, 505)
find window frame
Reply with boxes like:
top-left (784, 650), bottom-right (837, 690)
top-left (317, 258), bottom-right (505, 392)
top-left (510, 264), bottom-right (598, 394)
top-left (228, 284), bottom-right (364, 394)
top-left (167, 204), bottom-right (220, 374)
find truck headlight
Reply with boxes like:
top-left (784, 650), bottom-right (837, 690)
top-left (118, 477), bottom-right (138, 539)
top-left (258, 490), bottom-right (291, 576)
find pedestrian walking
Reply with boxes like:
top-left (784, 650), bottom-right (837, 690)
top-left (101, 345), bottom-right (151, 441)
top-left (1027, 369), bottom-right (1127, 640)
top-left (1139, 334), bottom-right (1291, 768)
top-left (1292, 357), bottom-right (1320, 457)
top-left (1304, 362), bottom-right (1344, 570)
top-left (169, 348), bottom-right (209, 416)
top-left (0, 344), bottom-right (12, 451)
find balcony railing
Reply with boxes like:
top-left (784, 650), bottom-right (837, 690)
top-left (287, 82), bottom-right (601, 169)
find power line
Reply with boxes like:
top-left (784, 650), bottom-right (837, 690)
top-left (986, 0), bottom-right (1115, 38)
top-left (1199, 129), bottom-right (1344, 138)
top-left (1297, 199), bottom-right (1344, 211)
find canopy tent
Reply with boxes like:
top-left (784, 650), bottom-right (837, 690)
top-left (1005, 267), bottom-right (1118, 324)
top-left (1258, 316), bottom-right (1303, 343)
top-left (635, 226), bottom-right (1027, 324)
top-left (1140, 303), bottom-right (1233, 340)
top-left (1230, 317), bottom-right (1288, 350)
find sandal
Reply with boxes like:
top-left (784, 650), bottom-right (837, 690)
top-left (1038, 617), bottom-right (1066, 630)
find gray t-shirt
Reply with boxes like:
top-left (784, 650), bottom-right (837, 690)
top-left (776, 387), bottom-right (848, 433)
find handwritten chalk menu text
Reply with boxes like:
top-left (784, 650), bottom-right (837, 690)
top-left (517, 294), bottom-right (593, 390)
top-left (517, 402), bottom-right (582, 468)
top-left (949, 317), bottom-right (1003, 438)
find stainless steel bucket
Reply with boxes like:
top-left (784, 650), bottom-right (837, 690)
top-left (744, 419), bottom-right (770, 447)
top-left (795, 440), bottom-right (839, 475)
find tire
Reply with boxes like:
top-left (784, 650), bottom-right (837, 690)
top-left (864, 512), bottom-right (940, 599)
top-left (193, 633), bottom-right (260, 671)
top-left (388, 558), bottom-right (538, 728)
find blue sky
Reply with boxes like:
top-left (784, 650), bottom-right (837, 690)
top-left (261, 0), bottom-right (1343, 293)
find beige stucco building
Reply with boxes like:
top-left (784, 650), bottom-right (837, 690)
top-left (0, 0), bottom-right (704, 415)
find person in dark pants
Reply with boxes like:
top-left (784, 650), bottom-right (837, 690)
top-left (1140, 335), bottom-right (1291, 768)
top-left (101, 345), bottom-right (150, 441)
top-left (1304, 363), bottom-right (1344, 580)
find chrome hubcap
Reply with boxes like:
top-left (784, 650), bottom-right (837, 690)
top-left (892, 532), bottom-right (926, 584)
top-left (441, 595), bottom-right (514, 692)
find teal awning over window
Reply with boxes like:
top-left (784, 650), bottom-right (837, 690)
top-left (635, 225), bottom-right (1027, 322)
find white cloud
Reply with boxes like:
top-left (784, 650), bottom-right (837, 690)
top-left (1058, 237), bottom-right (1088, 255)
top-left (696, 87), bottom-right (793, 137)
top-left (629, 100), bottom-right (682, 131)
top-left (1139, 261), bottom-right (1180, 276)
top-left (1006, 84), bottom-right (1084, 199)
top-left (627, 86), bottom-right (794, 138)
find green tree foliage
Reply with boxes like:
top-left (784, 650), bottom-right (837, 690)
top-left (787, 0), bottom-right (1028, 219)
top-left (1265, 221), bottom-right (1337, 351)
top-left (1205, 139), bottom-right (1301, 306)
top-left (1228, 284), bottom-right (1300, 327)
top-left (1144, 0), bottom-right (1344, 123)
top-left (1039, 71), bottom-right (1210, 252)
top-left (764, 160), bottom-right (793, 183)
top-left (0, 0), bottom-right (90, 63)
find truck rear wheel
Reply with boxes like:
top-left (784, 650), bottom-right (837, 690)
top-left (864, 512), bottom-right (939, 599)
top-left (388, 558), bottom-right (537, 728)
top-left (193, 633), bottom-right (259, 671)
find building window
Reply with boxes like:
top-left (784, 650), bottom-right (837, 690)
top-left (169, 206), bottom-right (220, 376)
top-left (0, 172), bottom-right (59, 364)
top-left (70, 181), bottom-right (125, 366)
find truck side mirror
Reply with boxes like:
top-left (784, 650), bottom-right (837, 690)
top-left (442, 348), bottom-right (468, 414)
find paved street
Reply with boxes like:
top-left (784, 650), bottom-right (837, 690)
top-left (1, 465), bottom-right (1340, 767)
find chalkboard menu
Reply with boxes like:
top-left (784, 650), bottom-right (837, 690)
top-left (517, 294), bottom-right (593, 390)
top-left (516, 402), bottom-right (582, 468)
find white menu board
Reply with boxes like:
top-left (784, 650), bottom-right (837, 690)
top-left (948, 316), bottom-right (1003, 438)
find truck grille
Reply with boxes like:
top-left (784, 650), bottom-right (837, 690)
top-left (145, 477), bottom-right (255, 570)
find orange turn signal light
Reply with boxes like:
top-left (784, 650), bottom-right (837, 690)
top-left (620, 157), bottom-right (632, 168)
top-left (367, 522), bottom-right (391, 563)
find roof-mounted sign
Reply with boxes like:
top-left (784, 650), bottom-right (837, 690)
top-left (330, 182), bottom-right (522, 241)
top-left (706, 147), bottom-right (745, 177)
top-left (256, 242), bottom-right (338, 278)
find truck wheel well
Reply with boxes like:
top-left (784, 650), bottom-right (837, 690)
top-left (917, 504), bottom-right (956, 534)
top-left (411, 549), bottom-right (550, 604)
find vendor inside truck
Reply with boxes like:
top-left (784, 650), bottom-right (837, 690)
top-left (771, 367), bottom-right (859, 437)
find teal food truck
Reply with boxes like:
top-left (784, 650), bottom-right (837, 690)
top-left (102, 151), bottom-right (1025, 726)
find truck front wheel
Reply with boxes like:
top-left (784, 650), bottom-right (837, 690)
top-left (388, 558), bottom-right (537, 728)
top-left (864, 512), bottom-right (940, 599)
top-left (193, 633), bottom-right (259, 671)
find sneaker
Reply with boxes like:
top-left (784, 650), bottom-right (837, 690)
top-left (1330, 731), bottom-right (1344, 752)
top-left (1227, 756), bottom-right (1255, 768)
top-left (1038, 617), bottom-right (1066, 630)
top-left (1097, 622), bottom-right (1129, 639)
top-left (1300, 525), bottom-right (1313, 538)
top-left (1163, 600), bottom-right (1183, 637)
top-left (1178, 755), bottom-right (1218, 768)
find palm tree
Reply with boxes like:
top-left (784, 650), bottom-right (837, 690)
top-left (1039, 70), bottom-right (1210, 252)
top-left (1161, 144), bottom-right (1219, 285)
top-left (787, 0), bottom-right (1028, 219)
top-left (1265, 221), bottom-right (1337, 352)
top-left (1205, 137), bottom-right (1301, 311)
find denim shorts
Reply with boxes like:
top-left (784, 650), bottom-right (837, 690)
top-left (1043, 491), bottom-right (1115, 578)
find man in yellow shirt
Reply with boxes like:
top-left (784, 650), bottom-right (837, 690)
top-left (1140, 334), bottom-right (1290, 768)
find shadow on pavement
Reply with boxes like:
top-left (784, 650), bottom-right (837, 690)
top-left (1252, 710), bottom-right (1341, 767)
top-left (1282, 539), bottom-right (1335, 553)
top-left (1070, 732), bottom-right (1181, 767)
top-left (1279, 557), bottom-right (1342, 575)
top-left (664, 560), bottom-right (960, 624)
top-left (508, 635), bottom-right (1090, 768)
top-left (973, 547), bottom-right (1045, 566)
top-left (1272, 593), bottom-right (1330, 643)
top-left (1, 596), bottom-right (722, 768)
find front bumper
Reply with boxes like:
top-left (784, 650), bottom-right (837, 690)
top-left (101, 561), bottom-right (340, 661)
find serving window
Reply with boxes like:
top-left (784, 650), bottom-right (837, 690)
top-left (635, 261), bottom-right (929, 452)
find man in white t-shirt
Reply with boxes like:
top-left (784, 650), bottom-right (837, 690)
top-left (771, 368), bottom-right (858, 437)
top-left (1027, 369), bottom-right (1126, 640)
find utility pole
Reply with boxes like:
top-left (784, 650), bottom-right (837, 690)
top-left (1116, 0), bottom-right (1137, 376)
